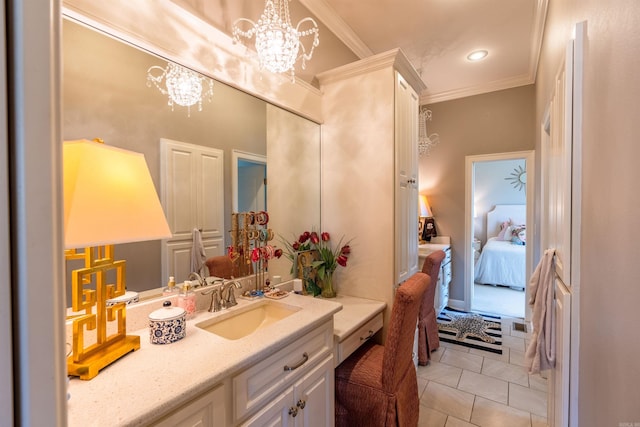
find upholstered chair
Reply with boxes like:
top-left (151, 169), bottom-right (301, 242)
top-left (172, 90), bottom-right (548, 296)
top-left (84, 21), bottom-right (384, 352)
top-left (204, 255), bottom-right (236, 279)
top-left (418, 250), bottom-right (446, 365)
top-left (335, 272), bottom-right (429, 427)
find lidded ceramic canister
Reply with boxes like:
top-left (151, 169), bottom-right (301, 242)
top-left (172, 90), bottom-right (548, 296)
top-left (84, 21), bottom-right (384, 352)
top-left (106, 290), bottom-right (139, 307)
top-left (149, 301), bottom-right (186, 344)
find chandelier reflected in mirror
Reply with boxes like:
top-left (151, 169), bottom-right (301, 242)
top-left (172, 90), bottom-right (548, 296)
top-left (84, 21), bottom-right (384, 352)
top-left (232, 0), bottom-right (319, 81)
top-left (146, 62), bottom-right (214, 117)
top-left (418, 107), bottom-right (441, 157)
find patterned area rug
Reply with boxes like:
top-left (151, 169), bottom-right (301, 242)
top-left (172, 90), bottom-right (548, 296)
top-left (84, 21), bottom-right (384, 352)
top-left (437, 307), bottom-right (503, 354)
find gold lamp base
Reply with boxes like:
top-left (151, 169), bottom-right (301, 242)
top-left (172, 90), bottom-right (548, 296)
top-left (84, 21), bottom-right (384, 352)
top-left (67, 335), bottom-right (140, 380)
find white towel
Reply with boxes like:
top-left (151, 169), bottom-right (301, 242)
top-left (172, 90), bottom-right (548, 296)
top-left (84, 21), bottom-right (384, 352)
top-left (190, 228), bottom-right (207, 277)
top-left (525, 248), bottom-right (556, 374)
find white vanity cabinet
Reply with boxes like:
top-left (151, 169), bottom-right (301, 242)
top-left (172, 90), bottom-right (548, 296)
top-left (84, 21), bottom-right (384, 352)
top-left (318, 49), bottom-right (425, 336)
top-left (152, 383), bottom-right (227, 427)
top-left (419, 237), bottom-right (452, 314)
top-left (241, 355), bottom-right (334, 427)
top-left (234, 320), bottom-right (334, 425)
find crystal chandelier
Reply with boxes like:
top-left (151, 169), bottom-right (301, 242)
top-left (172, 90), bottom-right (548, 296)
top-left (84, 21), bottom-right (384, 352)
top-left (146, 62), bottom-right (214, 117)
top-left (232, 0), bottom-right (320, 81)
top-left (418, 107), bottom-right (441, 157)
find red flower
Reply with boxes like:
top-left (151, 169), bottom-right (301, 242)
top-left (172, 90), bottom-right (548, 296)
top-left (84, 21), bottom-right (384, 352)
top-left (337, 255), bottom-right (348, 267)
top-left (340, 245), bottom-right (351, 255)
top-left (299, 231), bottom-right (310, 243)
top-left (292, 242), bottom-right (300, 251)
top-left (310, 232), bottom-right (320, 244)
top-left (274, 248), bottom-right (283, 258)
top-left (321, 232), bottom-right (330, 242)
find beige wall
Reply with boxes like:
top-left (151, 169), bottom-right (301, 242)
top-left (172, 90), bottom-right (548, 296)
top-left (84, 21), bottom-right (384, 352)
top-left (420, 85), bottom-right (535, 300)
top-left (535, 0), bottom-right (640, 424)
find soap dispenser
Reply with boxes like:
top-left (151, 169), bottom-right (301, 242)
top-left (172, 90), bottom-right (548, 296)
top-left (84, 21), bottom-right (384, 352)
top-left (162, 276), bottom-right (179, 304)
top-left (177, 282), bottom-right (196, 319)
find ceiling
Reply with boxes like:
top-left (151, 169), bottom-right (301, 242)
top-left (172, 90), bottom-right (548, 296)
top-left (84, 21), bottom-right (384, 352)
top-left (174, 0), bottom-right (548, 104)
top-left (300, 0), bottom-right (548, 104)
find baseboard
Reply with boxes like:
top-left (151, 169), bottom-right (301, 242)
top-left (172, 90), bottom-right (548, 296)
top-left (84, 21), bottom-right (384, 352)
top-left (446, 298), bottom-right (465, 311)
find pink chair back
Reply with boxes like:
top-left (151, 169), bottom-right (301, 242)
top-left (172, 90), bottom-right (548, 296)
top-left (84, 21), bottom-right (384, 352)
top-left (382, 272), bottom-right (430, 390)
top-left (420, 250), bottom-right (446, 318)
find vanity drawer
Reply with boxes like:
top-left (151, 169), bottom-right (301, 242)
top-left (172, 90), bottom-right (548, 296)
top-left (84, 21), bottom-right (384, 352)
top-left (336, 312), bottom-right (383, 365)
top-left (233, 320), bottom-right (333, 421)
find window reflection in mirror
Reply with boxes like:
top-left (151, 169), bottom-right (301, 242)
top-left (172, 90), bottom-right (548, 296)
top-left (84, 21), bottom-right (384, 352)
top-left (62, 17), bottom-right (321, 306)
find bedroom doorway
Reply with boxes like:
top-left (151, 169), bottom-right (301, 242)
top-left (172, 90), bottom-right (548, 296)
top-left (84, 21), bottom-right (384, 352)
top-left (464, 151), bottom-right (534, 320)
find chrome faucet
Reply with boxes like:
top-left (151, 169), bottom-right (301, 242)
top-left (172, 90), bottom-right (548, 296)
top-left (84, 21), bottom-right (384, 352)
top-left (188, 272), bottom-right (206, 288)
top-left (202, 286), bottom-right (223, 312)
top-left (221, 280), bottom-right (242, 308)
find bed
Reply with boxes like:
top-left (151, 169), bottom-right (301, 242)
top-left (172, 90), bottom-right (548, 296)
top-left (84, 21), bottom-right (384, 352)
top-left (474, 204), bottom-right (526, 290)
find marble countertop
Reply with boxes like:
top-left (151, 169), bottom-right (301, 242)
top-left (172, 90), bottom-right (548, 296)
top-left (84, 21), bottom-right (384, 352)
top-left (66, 292), bottom-right (342, 426)
top-left (331, 295), bottom-right (386, 342)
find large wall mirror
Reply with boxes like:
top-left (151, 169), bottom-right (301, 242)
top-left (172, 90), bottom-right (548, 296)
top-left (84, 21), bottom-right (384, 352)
top-left (63, 16), bottom-right (321, 305)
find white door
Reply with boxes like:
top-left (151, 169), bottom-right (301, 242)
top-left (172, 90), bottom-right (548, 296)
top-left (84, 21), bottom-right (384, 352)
top-left (541, 21), bottom-right (585, 427)
top-left (395, 71), bottom-right (419, 285)
top-left (160, 139), bottom-right (225, 283)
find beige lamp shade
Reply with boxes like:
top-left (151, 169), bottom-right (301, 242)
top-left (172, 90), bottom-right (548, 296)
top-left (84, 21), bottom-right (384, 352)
top-left (64, 139), bottom-right (172, 248)
top-left (419, 195), bottom-right (433, 217)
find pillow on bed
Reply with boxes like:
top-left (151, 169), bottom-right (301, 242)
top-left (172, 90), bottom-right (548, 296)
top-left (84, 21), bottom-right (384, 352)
top-left (511, 225), bottom-right (526, 245)
top-left (496, 220), bottom-right (513, 240)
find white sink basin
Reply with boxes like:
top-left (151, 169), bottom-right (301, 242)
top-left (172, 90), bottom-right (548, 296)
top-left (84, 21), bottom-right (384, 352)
top-left (195, 300), bottom-right (300, 340)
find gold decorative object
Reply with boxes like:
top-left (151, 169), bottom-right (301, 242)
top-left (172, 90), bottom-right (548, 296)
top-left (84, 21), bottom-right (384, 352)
top-left (64, 139), bottom-right (172, 380)
top-left (66, 246), bottom-right (138, 380)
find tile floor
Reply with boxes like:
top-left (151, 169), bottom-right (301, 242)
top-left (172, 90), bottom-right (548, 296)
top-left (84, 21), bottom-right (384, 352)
top-left (417, 315), bottom-right (548, 427)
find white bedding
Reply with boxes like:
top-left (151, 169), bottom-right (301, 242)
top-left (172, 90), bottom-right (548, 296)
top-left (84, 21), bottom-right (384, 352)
top-left (474, 237), bottom-right (526, 289)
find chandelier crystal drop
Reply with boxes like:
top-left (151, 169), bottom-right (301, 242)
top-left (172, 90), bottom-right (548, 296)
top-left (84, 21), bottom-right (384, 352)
top-left (232, 0), bottom-right (320, 81)
top-left (146, 62), bottom-right (214, 117)
top-left (418, 108), bottom-right (441, 157)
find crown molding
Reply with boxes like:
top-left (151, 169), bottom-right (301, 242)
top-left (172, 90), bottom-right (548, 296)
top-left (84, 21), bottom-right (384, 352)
top-left (317, 48), bottom-right (426, 93)
top-left (420, 74), bottom-right (534, 105)
top-left (528, 0), bottom-right (549, 82)
top-left (299, 0), bottom-right (373, 59)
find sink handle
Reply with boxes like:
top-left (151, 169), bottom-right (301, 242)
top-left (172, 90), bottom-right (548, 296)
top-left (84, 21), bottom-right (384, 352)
top-left (283, 352), bottom-right (309, 371)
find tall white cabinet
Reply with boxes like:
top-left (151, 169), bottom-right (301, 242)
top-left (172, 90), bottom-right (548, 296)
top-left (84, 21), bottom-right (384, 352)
top-left (160, 138), bottom-right (225, 284)
top-left (318, 49), bottom-right (425, 339)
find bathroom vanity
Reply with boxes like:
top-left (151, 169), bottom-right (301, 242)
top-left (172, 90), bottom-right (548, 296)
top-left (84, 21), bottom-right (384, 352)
top-left (66, 290), bottom-right (385, 426)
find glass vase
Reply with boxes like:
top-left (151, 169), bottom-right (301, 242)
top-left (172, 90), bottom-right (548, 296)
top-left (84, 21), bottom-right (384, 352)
top-left (320, 273), bottom-right (336, 298)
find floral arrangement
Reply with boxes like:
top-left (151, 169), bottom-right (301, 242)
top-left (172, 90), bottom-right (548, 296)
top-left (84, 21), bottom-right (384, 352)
top-left (278, 230), bottom-right (352, 296)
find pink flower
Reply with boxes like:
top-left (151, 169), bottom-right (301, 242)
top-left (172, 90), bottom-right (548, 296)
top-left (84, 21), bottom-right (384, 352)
top-left (321, 232), bottom-right (330, 242)
top-left (337, 255), bottom-right (348, 267)
top-left (310, 232), bottom-right (320, 244)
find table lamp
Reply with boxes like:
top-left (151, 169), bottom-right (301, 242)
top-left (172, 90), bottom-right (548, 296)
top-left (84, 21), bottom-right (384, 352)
top-left (419, 195), bottom-right (437, 242)
top-left (64, 139), bottom-right (172, 380)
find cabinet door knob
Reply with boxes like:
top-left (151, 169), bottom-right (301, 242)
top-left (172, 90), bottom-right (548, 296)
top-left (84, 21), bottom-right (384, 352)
top-left (297, 399), bottom-right (306, 410)
top-left (289, 406), bottom-right (298, 417)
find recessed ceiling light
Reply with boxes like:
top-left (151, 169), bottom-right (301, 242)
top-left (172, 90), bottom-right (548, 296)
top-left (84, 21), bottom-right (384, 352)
top-left (467, 50), bottom-right (488, 61)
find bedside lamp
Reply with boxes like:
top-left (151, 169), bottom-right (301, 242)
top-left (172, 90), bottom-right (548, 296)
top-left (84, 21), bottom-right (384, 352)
top-left (419, 195), bottom-right (437, 242)
top-left (64, 139), bottom-right (172, 380)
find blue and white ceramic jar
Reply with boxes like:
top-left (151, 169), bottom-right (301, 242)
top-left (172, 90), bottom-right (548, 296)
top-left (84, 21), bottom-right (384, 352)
top-left (149, 301), bottom-right (186, 344)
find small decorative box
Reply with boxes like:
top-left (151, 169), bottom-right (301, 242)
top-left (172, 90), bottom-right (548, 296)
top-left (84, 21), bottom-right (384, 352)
top-left (106, 290), bottom-right (139, 307)
top-left (149, 301), bottom-right (186, 345)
